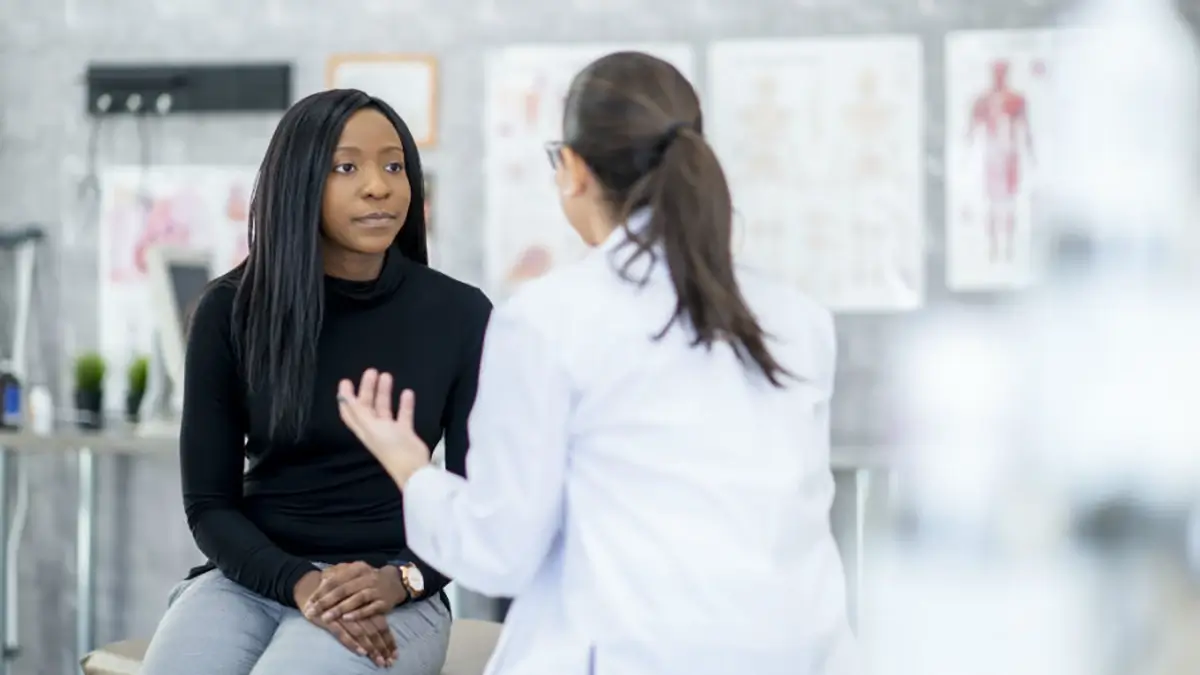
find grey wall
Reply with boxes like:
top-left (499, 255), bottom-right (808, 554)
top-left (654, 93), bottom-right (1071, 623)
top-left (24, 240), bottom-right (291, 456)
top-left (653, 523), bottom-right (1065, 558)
top-left (1, 0), bottom-right (1180, 672)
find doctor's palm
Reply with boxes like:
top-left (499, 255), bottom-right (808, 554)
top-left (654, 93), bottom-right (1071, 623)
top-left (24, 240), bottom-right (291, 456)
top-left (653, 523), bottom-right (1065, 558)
top-left (337, 370), bottom-right (431, 472)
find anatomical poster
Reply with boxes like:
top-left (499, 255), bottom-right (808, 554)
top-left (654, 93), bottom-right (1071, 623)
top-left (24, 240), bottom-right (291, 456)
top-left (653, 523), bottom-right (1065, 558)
top-left (97, 166), bottom-right (255, 404)
top-left (707, 36), bottom-right (925, 312)
top-left (481, 43), bottom-right (696, 296)
top-left (945, 29), bottom-right (1061, 291)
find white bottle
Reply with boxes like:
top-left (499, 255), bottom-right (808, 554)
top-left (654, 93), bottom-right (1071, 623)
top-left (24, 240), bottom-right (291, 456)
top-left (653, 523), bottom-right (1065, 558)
top-left (26, 386), bottom-right (53, 436)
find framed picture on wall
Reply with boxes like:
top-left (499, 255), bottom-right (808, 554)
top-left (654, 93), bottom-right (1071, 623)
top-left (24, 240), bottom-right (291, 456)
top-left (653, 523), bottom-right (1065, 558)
top-left (326, 53), bottom-right (439, 148)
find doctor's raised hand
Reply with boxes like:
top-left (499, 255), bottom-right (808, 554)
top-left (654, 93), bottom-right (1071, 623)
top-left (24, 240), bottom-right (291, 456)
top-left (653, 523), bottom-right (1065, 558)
top-left (337, 369), bottom-right (431, 488)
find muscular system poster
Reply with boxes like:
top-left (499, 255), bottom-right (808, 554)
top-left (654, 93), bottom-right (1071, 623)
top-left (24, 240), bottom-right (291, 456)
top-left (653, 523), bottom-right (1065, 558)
top-left (945, 29), bottom-right (1061, 290)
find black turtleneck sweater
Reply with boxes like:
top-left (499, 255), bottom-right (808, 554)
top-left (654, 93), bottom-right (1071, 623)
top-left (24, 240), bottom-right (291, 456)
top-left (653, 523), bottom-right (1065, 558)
top-left (180, 251), bottom-right (492, 607)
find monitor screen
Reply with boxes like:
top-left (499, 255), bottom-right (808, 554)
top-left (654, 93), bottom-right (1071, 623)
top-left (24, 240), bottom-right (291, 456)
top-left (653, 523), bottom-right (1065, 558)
top-left (168, 261), bottom-right (211, 338)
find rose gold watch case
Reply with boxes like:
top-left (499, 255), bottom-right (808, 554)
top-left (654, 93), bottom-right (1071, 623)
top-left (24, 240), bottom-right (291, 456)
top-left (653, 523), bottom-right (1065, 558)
top-left (400, 564), bottom-right (425, 596)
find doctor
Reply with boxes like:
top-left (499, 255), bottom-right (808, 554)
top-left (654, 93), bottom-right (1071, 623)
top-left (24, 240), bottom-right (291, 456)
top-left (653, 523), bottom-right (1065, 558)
top-left (325, 51), bottom-right (858, 675)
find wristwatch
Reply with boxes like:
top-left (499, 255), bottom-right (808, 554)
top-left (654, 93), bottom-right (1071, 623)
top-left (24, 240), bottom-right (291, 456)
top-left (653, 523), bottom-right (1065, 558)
top-left (396, 563), bottom-right (425, 598)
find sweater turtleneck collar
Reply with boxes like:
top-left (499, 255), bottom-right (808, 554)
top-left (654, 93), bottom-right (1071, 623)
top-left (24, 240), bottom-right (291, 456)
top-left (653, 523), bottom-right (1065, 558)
top-left (324, 247), bottom-right (409, 309)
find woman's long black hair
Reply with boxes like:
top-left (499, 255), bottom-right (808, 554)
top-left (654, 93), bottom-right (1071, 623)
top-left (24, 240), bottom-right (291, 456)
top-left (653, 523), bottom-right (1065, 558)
top-left (231, 89), bottom-right (428, 442)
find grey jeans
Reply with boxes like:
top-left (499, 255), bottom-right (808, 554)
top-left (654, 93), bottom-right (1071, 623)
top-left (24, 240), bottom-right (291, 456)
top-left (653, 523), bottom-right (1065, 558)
top-left (140, 567), bottom-right (452, 675)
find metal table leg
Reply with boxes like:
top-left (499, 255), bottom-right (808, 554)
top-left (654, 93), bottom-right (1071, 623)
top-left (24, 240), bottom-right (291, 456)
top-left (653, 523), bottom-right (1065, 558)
top-left (75, 448), bottom-right (96, 667)
top-left (0, 448), bottom-right (10, 675)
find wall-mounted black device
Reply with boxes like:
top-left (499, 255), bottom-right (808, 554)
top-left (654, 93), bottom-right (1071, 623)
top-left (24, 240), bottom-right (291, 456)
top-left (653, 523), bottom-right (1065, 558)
top-left (85, 63), bottom-right (293, 116)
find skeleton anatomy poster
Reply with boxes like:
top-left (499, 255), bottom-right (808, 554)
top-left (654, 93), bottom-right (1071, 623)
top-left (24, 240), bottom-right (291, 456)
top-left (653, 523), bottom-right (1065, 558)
top-left (945, 29), bottom-right (1060, 291)
top-left (481, 43), bottom-right (696, 296)
top-left (707, 37), bottom-right (925, 312)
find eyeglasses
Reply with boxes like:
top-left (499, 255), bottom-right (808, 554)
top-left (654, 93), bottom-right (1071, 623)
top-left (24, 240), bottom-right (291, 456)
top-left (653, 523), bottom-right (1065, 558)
top-left (544, 141), bottom-right (565, 170)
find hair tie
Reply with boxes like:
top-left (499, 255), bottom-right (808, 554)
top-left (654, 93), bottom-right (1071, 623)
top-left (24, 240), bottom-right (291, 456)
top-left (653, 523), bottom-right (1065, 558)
top-left (635, 121), bottom-right (692, 174)
top-left (660, 121), bottom-right (688, 144)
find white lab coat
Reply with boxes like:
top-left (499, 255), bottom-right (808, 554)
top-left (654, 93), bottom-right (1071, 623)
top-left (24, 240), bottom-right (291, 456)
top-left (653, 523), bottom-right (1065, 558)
top-left (404, 216), bottom-right (858, 675)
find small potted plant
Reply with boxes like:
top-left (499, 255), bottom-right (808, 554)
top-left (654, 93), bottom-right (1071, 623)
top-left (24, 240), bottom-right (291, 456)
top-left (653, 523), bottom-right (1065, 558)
top-left (125, 356), bottom-right (149, 423)
top-left (73, 352), bottom-right (106, 430)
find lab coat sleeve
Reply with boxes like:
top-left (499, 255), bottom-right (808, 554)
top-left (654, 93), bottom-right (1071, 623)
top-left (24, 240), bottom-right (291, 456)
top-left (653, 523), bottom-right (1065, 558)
top-left (402, 305), bottom-right (570, 598)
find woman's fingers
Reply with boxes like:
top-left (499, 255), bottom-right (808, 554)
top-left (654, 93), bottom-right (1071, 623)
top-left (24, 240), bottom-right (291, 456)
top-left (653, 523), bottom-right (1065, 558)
top-left (336, 381), bottom-right (365, 436)
top-left (342, 599), bottom-right (389, 621)
top-left (324, 588), bottom-right (377, 622)
top-left (357, 369), bottom-right (378, 409)
top-left (375, 373), bottom-right (394, 419)
top-left (326, 621), bottom-right (369, 658)
top-left (369, 614), bottom-right (399, 661)
top-left (397, 389), bottom-right (416, 426)
top-left (340, 372), bottom-right (413, 437)
top-left (309, 576), bottom-right (375, 621)
top-left (339, 619), bottom-right (388, 665)
top-left (359, 616), bottom-right (394, 667)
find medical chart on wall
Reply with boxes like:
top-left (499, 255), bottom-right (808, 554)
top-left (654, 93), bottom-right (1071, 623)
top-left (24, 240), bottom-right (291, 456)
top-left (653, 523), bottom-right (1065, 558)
top-left (707, 37), bottom-right (925, 312)
top-left (945, 29), bottom-right (1062, 291)
top-left (97, 166), bottom-right (255, 402)
top-left (482, 43), bottom-right (696, 295)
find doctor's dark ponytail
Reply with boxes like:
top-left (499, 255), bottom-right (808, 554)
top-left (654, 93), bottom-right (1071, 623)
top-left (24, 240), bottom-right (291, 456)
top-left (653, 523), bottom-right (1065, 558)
top-left (563, 51), bottom-right (792, 387)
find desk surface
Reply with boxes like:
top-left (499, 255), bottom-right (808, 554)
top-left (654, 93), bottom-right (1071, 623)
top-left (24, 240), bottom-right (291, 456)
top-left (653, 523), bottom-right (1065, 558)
top-left (0, 430), bottom-right (892, 469)
top-left (0, 429), bottom-right (177, 456)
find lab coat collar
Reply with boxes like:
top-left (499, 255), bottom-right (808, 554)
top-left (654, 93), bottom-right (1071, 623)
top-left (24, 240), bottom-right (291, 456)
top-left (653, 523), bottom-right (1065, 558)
top-left (597, 207), bottom-right (652, 253)
top-left (600, 207), bottom-right (657, 249)
top-left (593, 208), bottom-right (665, 280)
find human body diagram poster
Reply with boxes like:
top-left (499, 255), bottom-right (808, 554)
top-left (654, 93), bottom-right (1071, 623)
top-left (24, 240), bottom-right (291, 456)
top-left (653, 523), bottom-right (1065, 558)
top-left (482, 43), bottom-right (696, 296)
top-left (707, 37), bottom-right (925, 312)
top-left (97, 166), bottom-right (255, 403)
top-left (945, 29), bottom-right (1060, 290)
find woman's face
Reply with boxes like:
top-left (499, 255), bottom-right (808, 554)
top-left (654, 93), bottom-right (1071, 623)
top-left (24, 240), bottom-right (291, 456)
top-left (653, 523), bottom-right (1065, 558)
top-left (320, 108), bottom-right (412, 256)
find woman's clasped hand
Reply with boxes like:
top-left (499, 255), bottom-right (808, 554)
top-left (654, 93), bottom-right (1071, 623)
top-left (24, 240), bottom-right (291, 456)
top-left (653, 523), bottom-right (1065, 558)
top-left (298, 561), bottom-right (410, 667)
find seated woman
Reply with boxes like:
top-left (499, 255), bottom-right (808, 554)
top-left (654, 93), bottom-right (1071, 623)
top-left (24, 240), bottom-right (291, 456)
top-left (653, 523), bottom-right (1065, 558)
top-left (140, 88), bottom-right (492, 675)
